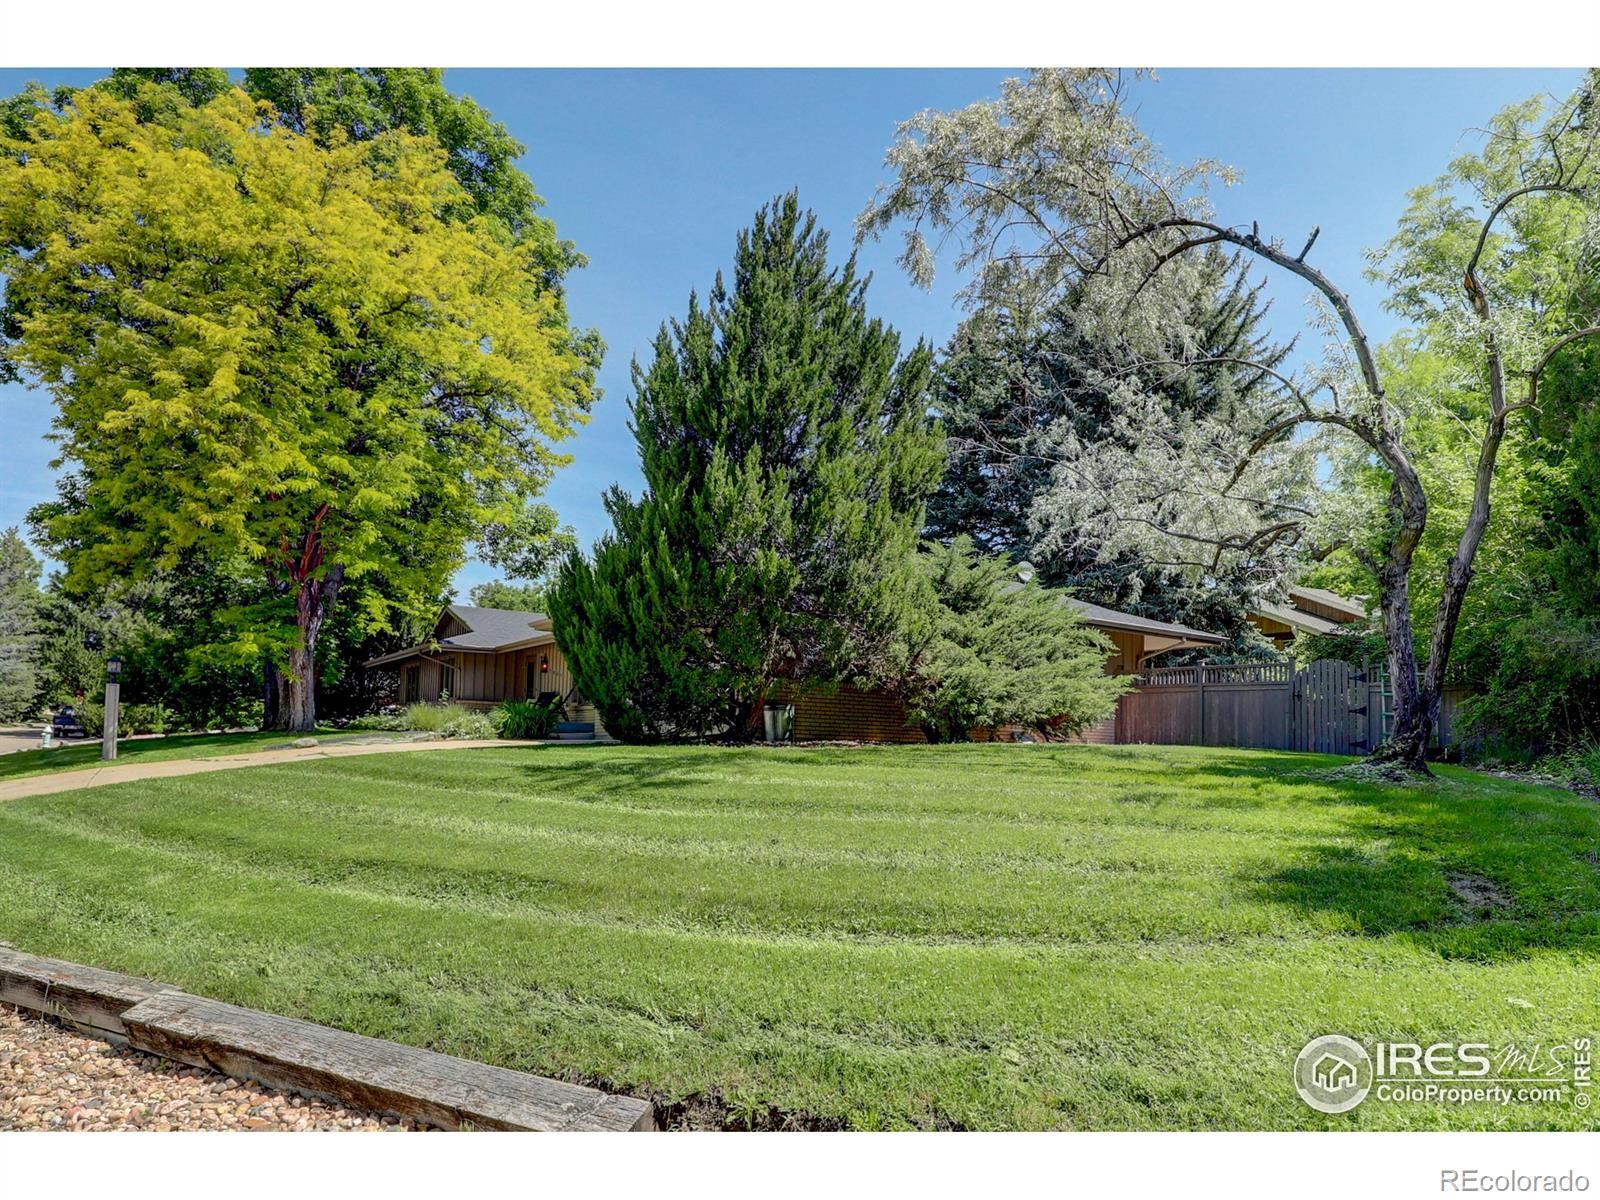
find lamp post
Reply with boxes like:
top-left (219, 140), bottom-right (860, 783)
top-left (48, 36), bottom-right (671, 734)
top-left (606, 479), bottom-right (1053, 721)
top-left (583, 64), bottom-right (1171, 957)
top-left (102, 654), bottom-right (123, 762)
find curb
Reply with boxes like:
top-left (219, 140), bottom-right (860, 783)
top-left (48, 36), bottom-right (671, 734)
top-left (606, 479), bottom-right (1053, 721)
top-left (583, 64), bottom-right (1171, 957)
top-left (0, 946), bottom-right (655, 1132)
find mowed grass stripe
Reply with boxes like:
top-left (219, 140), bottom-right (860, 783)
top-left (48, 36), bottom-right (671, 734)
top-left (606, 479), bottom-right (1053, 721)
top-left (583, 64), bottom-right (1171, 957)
top-left (297, 742), bottom-right (1350, 819)
top-left (304, 744), bottom-right (1392, 834)
top-left (2, 782), bottom-right (1371, 944)
top-left (2, 816), bottom-right (1593, 1132)
top-left (44, 752), bottom-right (1379, 872)
top-left (1, 744), bottom-right (1597, 1129)
top-left (11, 788), bottom-right (1596, 954)
top-left (15, 781), bottom-right (1307, 884)
top-left (2, 756), bottom-right (1475, 944)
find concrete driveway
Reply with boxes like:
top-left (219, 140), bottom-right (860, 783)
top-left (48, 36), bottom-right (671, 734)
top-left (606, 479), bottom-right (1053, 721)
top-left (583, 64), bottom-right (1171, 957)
top-left (0, 736), bottom-right (558, 803)
top-left (0, 727), bottom-right (51, 756)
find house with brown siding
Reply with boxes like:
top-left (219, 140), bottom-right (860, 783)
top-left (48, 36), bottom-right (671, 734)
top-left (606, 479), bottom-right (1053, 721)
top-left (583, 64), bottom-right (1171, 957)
top-left (772, 600), bottom-right (1223, 744)
top-left (768, 560), bottom-right (1226, 743)
top-left (367, 598), bottom-right (1223, 744)
top-left (365, 606), bottom-right (607, 734)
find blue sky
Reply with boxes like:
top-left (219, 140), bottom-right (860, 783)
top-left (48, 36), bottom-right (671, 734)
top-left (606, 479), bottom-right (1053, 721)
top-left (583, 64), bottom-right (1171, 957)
top-left (0, 68), bottom-right (1582, 597)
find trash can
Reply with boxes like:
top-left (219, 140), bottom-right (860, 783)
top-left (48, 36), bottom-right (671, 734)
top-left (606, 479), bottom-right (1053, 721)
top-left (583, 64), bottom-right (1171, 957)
top-left (762, 703), bottom-right (795, 743)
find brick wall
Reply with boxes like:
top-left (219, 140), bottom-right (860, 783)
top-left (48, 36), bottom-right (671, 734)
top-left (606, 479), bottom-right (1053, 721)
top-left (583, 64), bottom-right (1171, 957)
top-left (1068, 711), bottom-right (1119, 745)
top-left (769, 682), bottom-right (928, 744)
top-left (969, 712), bottom-right (1118, 745)
top-left (769, 682), bottom-right (1123, 745)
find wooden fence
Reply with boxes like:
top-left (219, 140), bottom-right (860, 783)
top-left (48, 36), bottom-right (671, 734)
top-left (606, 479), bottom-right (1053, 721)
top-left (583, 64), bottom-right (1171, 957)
top-left (1118, 658), bottom-right (1471, 754)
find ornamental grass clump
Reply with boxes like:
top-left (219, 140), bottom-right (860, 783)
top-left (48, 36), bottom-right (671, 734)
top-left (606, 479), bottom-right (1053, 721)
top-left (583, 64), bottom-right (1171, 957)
top-left (495, 698), bottom-right (561, 740)
top-left (398, 702), bottom-right (496, 739)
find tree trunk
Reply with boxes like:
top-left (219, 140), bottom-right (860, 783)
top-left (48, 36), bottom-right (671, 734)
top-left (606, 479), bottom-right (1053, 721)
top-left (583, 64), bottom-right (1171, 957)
top-left (1375, 354), bottom-right (1512, 774)
top-left (1405, 408), bottom-right (1509, 769)
top-left (262, 660), bottom-right (291, 731)
top-left (283, 564), bottom-right (345, 734)
top-left (729, 689), bottom-right (767, 743)
top-left (1373, 572), bottom-right (1433, 773)
top-left (1368, 475), bottom-right (1434, 775)
top-left (285, 644), bottom-right (316, 733)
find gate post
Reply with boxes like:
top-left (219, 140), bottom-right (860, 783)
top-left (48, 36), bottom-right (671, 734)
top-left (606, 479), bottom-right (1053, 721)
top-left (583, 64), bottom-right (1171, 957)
top-left (1287, 655), bottom-right (1297, 751)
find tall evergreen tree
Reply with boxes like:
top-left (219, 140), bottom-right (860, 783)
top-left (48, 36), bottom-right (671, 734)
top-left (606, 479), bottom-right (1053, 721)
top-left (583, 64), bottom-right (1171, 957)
top-left (552, 194), bottom-right (946, 742)
top-left (0, 527), bottom-right (43, 720)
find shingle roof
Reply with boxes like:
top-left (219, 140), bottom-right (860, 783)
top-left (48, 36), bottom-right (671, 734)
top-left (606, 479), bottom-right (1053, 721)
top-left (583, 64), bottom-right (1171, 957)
top-left (437, 605), bottom-right (550, 651)
top-left (997, 581), bottom-right (1226, 644)
top-left (1250, 599), bottom-right (1342, 636)
top-left (1286, 585), bottom-right (1366, 620)
top-left (369, 591), bottom-right (1224, 671)
top-left (1066, 599), bottom-right (1225, 644)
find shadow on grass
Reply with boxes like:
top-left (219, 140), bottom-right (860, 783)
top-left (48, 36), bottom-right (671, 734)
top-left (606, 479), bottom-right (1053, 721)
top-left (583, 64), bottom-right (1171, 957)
top-left (497, 742), bottom-right (1374, 812)
top-left (496, 741), bottom-right (1600, 963)
top-left (499, 743), bottom-right (922, 800)
top-left (1252, 774), bottom-right (1600, 963)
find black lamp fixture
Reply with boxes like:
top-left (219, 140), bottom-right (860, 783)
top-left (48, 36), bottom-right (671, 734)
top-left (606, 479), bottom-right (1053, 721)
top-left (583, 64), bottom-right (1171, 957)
top-left (106, 654), bottom-right (123, 681)
top-left (539, 654), bottom-right (550, 675)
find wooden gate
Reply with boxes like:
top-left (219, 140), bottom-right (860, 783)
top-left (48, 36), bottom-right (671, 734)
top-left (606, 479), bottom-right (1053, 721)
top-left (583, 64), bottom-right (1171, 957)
top-left (1119, 658), bottom-right (1383, 752)
top-left (1289, 659), bottom-right (1370, 754)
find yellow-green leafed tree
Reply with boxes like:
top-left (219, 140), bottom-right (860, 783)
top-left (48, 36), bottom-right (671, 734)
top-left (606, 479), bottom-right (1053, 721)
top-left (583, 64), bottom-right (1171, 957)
top-left (0, 86), bottom-right (595, 730)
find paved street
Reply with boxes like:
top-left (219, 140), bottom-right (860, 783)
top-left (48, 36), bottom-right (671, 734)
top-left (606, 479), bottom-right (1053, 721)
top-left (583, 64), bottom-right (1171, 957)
top-left (0, 727), bottom-right (50, 756)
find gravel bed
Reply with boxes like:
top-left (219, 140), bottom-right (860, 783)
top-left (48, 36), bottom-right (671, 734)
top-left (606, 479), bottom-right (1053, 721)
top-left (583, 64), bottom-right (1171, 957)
top-left (0, 1004), bottom-right (427, 1131)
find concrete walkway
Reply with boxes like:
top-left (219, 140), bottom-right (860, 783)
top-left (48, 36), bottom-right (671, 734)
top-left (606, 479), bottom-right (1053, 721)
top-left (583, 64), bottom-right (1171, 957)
top-left (0, 738), bottom-right (547, 804)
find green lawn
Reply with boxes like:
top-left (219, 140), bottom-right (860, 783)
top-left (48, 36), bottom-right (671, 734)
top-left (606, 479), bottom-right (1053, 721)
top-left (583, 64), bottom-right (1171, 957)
top-left (0, 727), bottom-right (350, 783)
top-left (0, 743), bottom-right (1595, 1130)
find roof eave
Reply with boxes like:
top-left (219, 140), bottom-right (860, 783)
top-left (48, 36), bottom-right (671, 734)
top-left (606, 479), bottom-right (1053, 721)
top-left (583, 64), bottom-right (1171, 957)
top-left (1286, 586), bottom-right (1366, 620)
top-left (1139, 635), bottom-right (1224, 663)
top-left (362, 645), bottom-right (430, 668)
top-left (1249, 604), bottom-right (1341, 636)
top-left (1093, 616), bottom-right (1225, 643)
top-left (365, 629), bottom-right (557, 665)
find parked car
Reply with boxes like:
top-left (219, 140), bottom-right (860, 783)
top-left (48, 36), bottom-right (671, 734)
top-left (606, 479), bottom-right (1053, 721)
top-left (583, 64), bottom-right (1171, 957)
top-left (51, 707), bottom-right (88, 739)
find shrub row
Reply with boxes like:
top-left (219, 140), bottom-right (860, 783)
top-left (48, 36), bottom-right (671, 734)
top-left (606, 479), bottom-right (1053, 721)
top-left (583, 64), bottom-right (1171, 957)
top-left (344, 697), bottom-right (564, 741)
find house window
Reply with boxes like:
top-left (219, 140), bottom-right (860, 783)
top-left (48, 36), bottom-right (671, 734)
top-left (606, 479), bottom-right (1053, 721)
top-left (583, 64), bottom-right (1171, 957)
top-left (404, 665), bottom-right (420, 703)
top-left (439, 663), bottom-right (455, 699)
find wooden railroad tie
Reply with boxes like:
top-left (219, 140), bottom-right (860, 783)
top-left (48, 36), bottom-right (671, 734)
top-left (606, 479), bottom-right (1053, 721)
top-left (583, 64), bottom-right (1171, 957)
top-left (0, 946), bottom-right (655, 1132)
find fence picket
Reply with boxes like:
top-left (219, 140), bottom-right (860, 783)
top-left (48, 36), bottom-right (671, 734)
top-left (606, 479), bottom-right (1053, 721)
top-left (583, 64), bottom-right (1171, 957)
top-left (1120, 658), bottom-right (1452, 754)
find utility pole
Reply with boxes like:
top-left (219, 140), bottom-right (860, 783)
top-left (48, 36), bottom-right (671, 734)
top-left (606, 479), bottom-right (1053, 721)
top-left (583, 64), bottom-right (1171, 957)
top-left (101, 654), bottom-right (122, 762)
